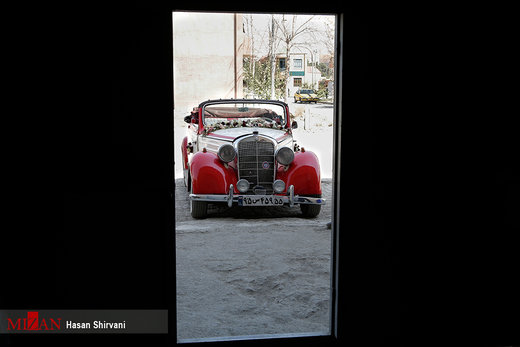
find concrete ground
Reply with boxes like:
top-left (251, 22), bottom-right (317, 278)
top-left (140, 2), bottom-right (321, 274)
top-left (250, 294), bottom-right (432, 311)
top-left (175, 178), bottom-right (333, 341)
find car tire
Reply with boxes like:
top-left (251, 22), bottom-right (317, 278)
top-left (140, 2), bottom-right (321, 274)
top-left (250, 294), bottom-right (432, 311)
top-left (300, 204), bottom-right (321, 218)
top-left (183, 166), bottom-right (191, 192)
top-left (191, 200), bottom-right (207, 219)
top-left (190, 178), bottom-right (207, 219)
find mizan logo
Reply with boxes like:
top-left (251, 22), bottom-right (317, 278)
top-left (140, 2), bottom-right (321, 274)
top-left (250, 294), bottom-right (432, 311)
top-left (7, 311), bottom-right (61, 331)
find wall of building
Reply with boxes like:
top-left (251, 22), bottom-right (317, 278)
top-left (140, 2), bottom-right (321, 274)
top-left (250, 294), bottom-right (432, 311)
top-left (283, 53), bottom-right (303, 97)
top-left (172, 12), bottom-right (244, 178)
top-left (172, 12), bottom-right (243, 114)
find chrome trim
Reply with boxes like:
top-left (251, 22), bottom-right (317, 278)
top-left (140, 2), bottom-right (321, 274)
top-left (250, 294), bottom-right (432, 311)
top-left (236, 179), bottom-right (249, 193)
top-left (235, 134), bottom-right (277, 194)
top-left (189, 184), bottom-right (326, 206)
top-left (189, 194), bottom-right (325, 206)
top-left (289, 185), bottom-right (294, 207)
top-left (227, 184), bottom-right (234, 207)
top-left (274, 146), bottom-right (295, 166)
top-left (273, 179), bottom-right (286, 193)
top-left (234, 132), bottom-right (277, 150)
top-left (217, 143), bottom-right (236, 163)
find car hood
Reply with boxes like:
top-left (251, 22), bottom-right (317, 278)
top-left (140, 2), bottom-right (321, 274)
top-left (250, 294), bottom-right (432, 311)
top-left (205, 126), bottom-right (289, 143)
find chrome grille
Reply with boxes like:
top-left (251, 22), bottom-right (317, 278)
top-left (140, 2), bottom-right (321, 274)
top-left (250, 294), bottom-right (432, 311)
top-left (237, 137), bottom-right (275, 194)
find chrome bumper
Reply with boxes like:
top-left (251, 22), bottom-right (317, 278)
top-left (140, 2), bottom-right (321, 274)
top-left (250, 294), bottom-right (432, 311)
top-left (189, 184), bottom-right (325, 208)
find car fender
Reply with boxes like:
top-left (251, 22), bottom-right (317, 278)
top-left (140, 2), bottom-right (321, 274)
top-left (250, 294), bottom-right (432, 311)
top-left (190, 151), bottom-right (237, 194)
top-left (276, 150), bottom-right (322, 195)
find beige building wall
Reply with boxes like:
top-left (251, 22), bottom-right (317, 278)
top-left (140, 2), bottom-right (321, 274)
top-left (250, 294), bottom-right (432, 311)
top-left (172, 12), bottom-right (244, 178)
top-left (172, 12), bottom-right (243, 114)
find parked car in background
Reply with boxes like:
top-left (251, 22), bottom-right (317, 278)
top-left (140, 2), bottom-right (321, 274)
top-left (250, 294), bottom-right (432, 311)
top-left (294, 89), bottom-right (319, 103)
top-left (181, 99), bottom-right (325, 219)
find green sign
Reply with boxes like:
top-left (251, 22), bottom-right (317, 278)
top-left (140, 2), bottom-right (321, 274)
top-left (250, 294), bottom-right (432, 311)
top-left (290, 71), bottom-right (305, 76)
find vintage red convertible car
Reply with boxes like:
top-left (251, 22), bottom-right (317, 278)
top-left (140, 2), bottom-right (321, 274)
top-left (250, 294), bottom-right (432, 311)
top-left (181, 99), bottom-right (325, 219)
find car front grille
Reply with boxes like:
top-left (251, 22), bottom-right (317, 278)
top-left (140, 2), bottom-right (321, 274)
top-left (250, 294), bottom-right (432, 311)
top-left (237, 136), bottom-right (275, 194)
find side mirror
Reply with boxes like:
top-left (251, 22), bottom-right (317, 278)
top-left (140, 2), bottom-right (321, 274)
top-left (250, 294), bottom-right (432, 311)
top-left (291, 121), bottom-right (298, 129)
top-left (184, 115), bottom-right (191, 124)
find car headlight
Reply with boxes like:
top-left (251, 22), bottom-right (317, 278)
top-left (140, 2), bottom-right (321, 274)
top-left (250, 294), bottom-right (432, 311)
top-left (236, 179), bottom-right (249, 193)
top-left (273, 180), bottom-right (286, 193)
top-left (275, 147), bottom-right (294, 165)
top-left (218, 144), bottom-right (236, 163)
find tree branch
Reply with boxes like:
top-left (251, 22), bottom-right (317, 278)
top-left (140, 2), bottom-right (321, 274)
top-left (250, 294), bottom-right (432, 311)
top-left (293, 15), bottom-right (315, 36)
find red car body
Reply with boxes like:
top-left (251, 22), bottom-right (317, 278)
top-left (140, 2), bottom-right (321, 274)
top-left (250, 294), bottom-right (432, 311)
top-left (181, 99), bottom-right (324, 218)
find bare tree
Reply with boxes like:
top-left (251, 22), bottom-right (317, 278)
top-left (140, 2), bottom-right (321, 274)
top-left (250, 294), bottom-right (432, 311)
top-left (323, 16), bottom-right (335, 81)
top-left (269, 15), bottom-right (277, 99)
top-left (243, 15), bottom-right (255, 96)
top-left (249, 15), bottom-right (255, 81)
top-left (323, 17), bottom-right (335, 58)
top-left (274, 14), bottom-right (317, 101)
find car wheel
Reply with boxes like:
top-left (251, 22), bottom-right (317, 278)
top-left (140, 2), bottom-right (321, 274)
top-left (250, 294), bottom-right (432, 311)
top-left (300, 204), bottom-right (321, 218)
top-left (191, 200), bottom-right (207, 219)
top-left (183, 166), bottom-right (191, 191)
top-left (190, 178), bottom-right (207, 219)
top-left (294, 97), bottom-right (297, 103)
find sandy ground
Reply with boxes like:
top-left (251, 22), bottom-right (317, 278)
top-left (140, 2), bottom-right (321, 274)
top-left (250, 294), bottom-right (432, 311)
top-left (175, 178), bottom-right (333, 341)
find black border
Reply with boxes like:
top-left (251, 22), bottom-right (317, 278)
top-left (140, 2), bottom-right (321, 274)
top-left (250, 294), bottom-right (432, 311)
top-left (4, 3), bottom-right (389, 345)
top-left (5, 3), bottom-right (399, 346)
top-left (6, 5), bottom-right (369, 346)
top-left (8, 3), bottom-right (520, 346)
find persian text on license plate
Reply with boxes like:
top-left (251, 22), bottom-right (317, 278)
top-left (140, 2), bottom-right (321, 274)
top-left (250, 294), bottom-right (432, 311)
top-left (238, 195), bottom-right (284, 206)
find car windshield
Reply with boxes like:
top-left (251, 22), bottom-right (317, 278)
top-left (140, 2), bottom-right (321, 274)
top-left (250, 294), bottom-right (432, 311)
top-left (300, 89), bottom-right (315, 94)
top-left (203, 102), bottom-right (286, 127)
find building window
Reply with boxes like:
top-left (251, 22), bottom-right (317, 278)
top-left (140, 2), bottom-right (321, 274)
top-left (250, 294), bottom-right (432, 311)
top-left (293, 58), bottom-right (302, 69)
top-left (279, 58), bottom-right (286, 70)
top-left (293, 77), bottom-right (302, 87)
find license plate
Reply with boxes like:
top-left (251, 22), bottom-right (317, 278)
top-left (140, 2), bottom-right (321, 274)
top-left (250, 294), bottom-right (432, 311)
top-left (238, 195), bottom-right (284, 206)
